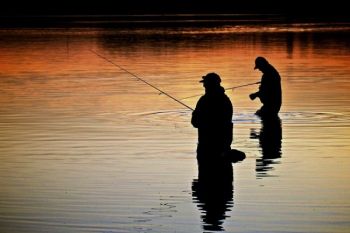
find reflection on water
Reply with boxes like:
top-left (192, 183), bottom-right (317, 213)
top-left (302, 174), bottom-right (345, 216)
top-left (0, 21), bottom-right (350, 233)
top-left (192, 178), bottom-right (233, 232)
top-left (192, 166), bottom-right (234, 232)
top-left (251, 116), bottom-right (282, 178)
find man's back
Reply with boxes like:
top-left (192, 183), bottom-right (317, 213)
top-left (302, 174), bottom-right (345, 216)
top-left (259, 64), bottom-right (282, 113)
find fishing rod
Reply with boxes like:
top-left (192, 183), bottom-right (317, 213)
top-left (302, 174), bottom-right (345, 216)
top-left (90, 49), bottom-right (194, 111)
top-left (180, 81), bottom-right (261, 100)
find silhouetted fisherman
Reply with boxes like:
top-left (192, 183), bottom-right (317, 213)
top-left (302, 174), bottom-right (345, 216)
top-left (191, 72), bottom-right (233, 182)
top-left (249, 57), bottom-right (282, 117)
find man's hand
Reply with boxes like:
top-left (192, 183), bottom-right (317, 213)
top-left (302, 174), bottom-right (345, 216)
top-left (249, 93), bottom-right (258, 100)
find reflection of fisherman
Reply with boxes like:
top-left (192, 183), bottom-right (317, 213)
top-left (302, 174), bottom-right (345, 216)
top-left (191, 72), bottom-right (233, 181)
top-left (249, 57), bottom-right (282, 117)
top-left (192, 177), bottom-right (233, 231)
top-left (251, 115), bottom-right (282, 177)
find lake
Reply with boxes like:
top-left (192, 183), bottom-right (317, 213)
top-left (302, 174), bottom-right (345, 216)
top-left (0, 17), bottom-right (350, 232)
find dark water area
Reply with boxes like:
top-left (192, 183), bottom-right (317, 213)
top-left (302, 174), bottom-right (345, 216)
top-left (1, 13), bottom-right (349, 28)
top-left (0, 14), bottom-right (278, 28)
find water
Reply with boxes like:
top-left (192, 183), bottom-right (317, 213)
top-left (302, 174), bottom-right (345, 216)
top-left (0, 19), bottom-right (350, 232)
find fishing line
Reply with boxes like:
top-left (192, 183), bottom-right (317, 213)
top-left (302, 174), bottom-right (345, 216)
top-left (181, 81), bottom-right (261, 100)
top-left (90, 49), bottom-right (194, 111)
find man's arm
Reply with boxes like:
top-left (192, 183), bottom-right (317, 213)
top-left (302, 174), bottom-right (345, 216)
top-left (249, 91), bottom-right (259, 100)
top-left (191, 110), bottom-right (199, 128)
top-left (191, 98), bottom-right (204, 128)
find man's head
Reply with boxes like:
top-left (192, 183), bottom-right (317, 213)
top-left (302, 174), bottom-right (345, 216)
top-left (254, 56), bottom-right (269, 70)
top-left (200, 72), bottom-right (221, 87)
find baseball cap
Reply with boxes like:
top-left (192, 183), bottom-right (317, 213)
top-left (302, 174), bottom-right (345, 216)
top-left (199, 72), bottom-right (221, 85)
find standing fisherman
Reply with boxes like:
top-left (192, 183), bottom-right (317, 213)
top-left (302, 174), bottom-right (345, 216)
top-left (191, 72), bottom-right (234, 181)
top-left (249, 56), bottom-right (282, 117)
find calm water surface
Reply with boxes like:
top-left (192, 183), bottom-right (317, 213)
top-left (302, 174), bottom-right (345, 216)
top-left (0, 21), bottom-right (350, 232)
